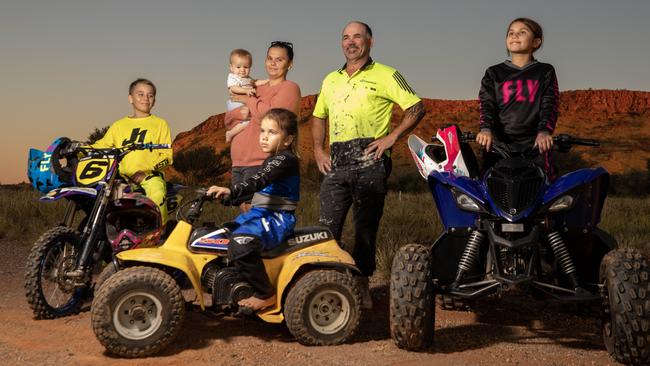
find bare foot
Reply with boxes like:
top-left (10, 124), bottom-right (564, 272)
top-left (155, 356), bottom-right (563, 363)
top-left (238, 294), bottom-right (276, 311)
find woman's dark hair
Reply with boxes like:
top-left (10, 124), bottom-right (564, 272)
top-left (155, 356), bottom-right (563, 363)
top-left (507, 17), bottom-right (544, 53)
top-left (269, 41), bottom-right (294, 61)
top-left (261, 108), bottom-right (299, 157)
top-left (129, 78), bottom-right (157, 96)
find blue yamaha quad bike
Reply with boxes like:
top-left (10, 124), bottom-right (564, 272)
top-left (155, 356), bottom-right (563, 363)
top-left (25, 138), bottom-right (183, 319)
top-left (389, 125), bottom-right (650, 365)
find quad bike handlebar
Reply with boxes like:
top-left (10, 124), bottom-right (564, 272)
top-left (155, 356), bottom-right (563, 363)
top-left (453, 131), bottom-right (600, 159)
top-left (176, 188), bottom-right (232, 224)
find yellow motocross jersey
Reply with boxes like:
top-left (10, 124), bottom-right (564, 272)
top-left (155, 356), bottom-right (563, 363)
top-left (92, 114), bottom-right (173, 177)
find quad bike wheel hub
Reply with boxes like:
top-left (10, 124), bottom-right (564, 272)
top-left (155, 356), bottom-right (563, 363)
top-left (308, 290), bottom-right (350, 335)
top-left (113, 291), bottom-right (163, 340)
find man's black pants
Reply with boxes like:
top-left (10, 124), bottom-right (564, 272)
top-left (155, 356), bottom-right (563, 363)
top-left (318, 159), bottom-right (391, 277)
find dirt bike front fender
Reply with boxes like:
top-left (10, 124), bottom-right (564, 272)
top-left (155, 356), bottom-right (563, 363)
top-left (257, 240), bottom-right (358, 323)
top-left (115, 221), bottom-right (218, 310)
top-left (39, 187), bottom-right (98, 201)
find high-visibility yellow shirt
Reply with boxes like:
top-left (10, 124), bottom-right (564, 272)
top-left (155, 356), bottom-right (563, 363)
top-left (313, 59), bottom-right (421, 144)
top-left (92, 114), bottom-right (173, 177)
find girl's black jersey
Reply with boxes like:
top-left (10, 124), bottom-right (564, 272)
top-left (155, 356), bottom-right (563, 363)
top-left (479, 60), bottom-right (559, 139)
top-left (230, 149), bottom-right (300, 211)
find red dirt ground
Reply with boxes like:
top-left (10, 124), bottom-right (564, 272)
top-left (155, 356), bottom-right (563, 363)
top-left (0, 240), bottom-right (621, 365)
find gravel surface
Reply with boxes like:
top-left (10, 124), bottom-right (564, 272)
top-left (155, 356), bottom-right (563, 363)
top-left (0, 240), bottom-right (622, 365)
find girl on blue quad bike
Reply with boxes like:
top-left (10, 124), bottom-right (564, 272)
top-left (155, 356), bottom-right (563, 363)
top-left (476, 17), bottom-right (560, 181)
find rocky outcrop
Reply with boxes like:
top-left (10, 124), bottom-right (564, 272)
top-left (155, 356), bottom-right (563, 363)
top-left (170, 89), bottom-right (650, 180)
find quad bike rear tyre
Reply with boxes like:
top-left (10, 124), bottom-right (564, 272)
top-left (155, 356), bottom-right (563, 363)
top-left (390, 244), bottom-right (435, 351)
top-left (24, 226), bottom-right (86, 319)
top-left (94, 262), bottom-right (118, 291)
top-left (284, 270), bottom-right (361, 346)
top-left (91, 266), bottom-right (185, 358)
top-left (601, 248), bottom-right (650, 365)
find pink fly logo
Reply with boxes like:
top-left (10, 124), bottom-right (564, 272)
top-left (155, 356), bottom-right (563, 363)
top-left (502, 80), bottom-right (540, 104)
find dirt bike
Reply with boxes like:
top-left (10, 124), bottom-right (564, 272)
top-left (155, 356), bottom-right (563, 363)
top-left (389, 125), bottom-right (650, 366)
top-left (90, 189), bottom-right (362, 358)
top-left (25, 138), bottom-right (183, 319)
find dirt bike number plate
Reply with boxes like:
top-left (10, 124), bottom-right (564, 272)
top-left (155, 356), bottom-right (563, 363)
top-left (502, 223), bottom-right (524, 232)
top-left (76, 157), bottom-right (115, 186)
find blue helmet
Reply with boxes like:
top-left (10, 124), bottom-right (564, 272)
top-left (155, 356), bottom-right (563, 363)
top-left (27, 137), bottom-right (75, 194)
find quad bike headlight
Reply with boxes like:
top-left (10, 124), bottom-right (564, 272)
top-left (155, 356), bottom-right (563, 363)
top-left (454, 192), bottom-right (482, 212)
top-left (548, 194), bottom-right (575, 212)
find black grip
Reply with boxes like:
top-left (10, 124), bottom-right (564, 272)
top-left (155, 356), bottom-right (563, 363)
top-left (554, 134), bottom-right (600, 147)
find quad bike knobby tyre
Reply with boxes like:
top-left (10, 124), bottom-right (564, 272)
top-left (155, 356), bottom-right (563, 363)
top-left (24, 226), bottom-right (86, 319)
top-left (94, 262), bottom-right (118, 291)
top-left (437, 295), bottom-right (475, 311)
top-left (91, 266), bottom-right (185, 358)
top-left (284, 270), bottom-right (361, 346)
top-left (389, 244), bottom-right (435, 351)
top-left (600, 248), bottom-right (650, 366)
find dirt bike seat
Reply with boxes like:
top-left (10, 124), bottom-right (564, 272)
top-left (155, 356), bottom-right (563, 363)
top-left (261, 226), bottom-right (335, 259)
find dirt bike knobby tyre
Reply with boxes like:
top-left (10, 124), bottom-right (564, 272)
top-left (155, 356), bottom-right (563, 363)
top-left (91, 266), bottom-right (185, 358)
top-left (389, 243), bottom-right (435, 351)
top-left (284, 269), bottom-right (361, 346)
top-left (24, 226), bottom-right (86, 319)
top-left (601, 248), bottom-right (650, 365)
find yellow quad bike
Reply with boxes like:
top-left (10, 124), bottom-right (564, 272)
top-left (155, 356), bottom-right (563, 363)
top-left (90, 189), bottom-right (362, 358)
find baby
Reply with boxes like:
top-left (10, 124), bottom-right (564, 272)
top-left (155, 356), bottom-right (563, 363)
top-left (226, 49), bottom-right (268, 143)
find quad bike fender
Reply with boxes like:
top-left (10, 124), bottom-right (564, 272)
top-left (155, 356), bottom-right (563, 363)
top-left (545, 168), bottom-right (610, 230)
top-left (116, 221), bottom-right (218, 310)
top-left (543, 167), bottom-right (609, 205)
top-left (427, 173), bottom-right (479, 230)
top-left (39, 187), bottom-right (97, 201)
top-left (257, 239), bottom-right (358, 323)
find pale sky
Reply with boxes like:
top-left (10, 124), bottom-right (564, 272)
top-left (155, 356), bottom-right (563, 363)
top-left (1, 0), bottom-right (649, 183)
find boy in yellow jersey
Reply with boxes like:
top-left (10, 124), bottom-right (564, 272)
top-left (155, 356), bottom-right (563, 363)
top-left (93, 78), bottom-right (173, 223)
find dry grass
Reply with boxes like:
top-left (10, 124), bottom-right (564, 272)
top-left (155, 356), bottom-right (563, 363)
top-left (2, 184), bottom-right (648, 278)
top-left (0, 185), bottom-right (68, 241)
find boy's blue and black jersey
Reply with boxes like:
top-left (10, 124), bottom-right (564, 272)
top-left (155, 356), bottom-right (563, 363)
top-left (479, 60), bottom-right (559, 139)
top-left (230, 149), bottom-right (299, 211)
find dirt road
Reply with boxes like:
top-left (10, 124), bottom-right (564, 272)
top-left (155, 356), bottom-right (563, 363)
top-left (0, 240), bottom-right (620, 365)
